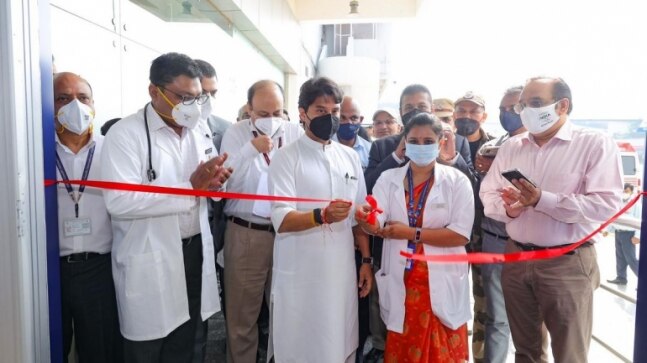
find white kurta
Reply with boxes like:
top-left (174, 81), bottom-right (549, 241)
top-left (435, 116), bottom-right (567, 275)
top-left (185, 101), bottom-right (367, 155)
top-left (268, 135), bottom-right (367, 363)
top-left (101, 105), bottom-right (220, 341)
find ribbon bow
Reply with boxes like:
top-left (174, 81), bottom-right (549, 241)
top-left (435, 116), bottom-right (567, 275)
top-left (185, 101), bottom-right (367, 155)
top-left (365, 195), bottom-right (383, 225)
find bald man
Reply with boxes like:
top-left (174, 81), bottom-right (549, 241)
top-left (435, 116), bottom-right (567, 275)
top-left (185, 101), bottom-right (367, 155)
top-left (220, 80), bottom-right (304, 363)
top-left (334, 96), bottom-right (373, 169)
top-left (54, 72), bottom-right (124, 362)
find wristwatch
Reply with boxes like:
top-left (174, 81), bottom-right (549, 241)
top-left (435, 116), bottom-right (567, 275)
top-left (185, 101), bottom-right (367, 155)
top-left (361, 257), bottom-right (373, 265)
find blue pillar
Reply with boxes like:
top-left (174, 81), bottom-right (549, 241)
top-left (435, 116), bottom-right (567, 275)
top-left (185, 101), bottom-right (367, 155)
top-left (40, 0), bottom-right (63, 361)
top-left (635, 132), bottom-right (647, 363)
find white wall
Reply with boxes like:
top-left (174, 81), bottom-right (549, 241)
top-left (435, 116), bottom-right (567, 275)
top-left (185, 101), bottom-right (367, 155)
top-left (50, 0), bottom-right (284, 127)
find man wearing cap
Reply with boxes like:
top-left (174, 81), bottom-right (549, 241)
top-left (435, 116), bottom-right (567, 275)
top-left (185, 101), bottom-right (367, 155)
top-left (334, 96), bottom-right (373, 169)
top-left (371, 108), bottom-right (401, 139)
top-left (453, 91), bottom-right (495, 363)
top-left (432, 98), bottom-right (456, 130)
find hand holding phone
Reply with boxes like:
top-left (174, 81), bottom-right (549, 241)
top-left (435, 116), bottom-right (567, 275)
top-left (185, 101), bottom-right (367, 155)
top-left (501, 168), bottom-right (537, 188)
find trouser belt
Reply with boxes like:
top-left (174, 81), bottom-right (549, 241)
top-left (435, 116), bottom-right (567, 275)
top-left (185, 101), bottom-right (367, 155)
top-left (228, 216), bottom-right (274, 233)
top-left (60, 252), bottom-right (103, 263)
top-left (514, 241), bottom-right (592, 255)
top-left (482, 228), bottom-right (509, 240)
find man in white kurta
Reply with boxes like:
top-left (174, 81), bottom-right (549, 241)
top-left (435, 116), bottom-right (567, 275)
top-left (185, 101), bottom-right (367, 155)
top-left (267, 77), bottom-right (373, 363)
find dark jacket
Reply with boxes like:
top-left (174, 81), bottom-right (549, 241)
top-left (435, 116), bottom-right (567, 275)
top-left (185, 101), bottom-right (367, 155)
top-left (364, 133), bottom-right (476, 193)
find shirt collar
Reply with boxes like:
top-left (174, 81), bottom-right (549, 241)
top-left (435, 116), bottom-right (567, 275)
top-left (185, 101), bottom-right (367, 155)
top-left (388, 161), bottom-right (449, 187)
top-left (55, 133), bottom-right (96, 155)
top-left (300, 133), bottom-right (333, 151)
top-left (146, 103), bottom-right (175, 132)
top-left (332, 134), bottom-right (371, 151)
top-left (521, 118), bottom-right (573, 145)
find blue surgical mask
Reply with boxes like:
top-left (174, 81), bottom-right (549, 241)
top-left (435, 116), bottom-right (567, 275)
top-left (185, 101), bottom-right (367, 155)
top-left (405, 143), bottom-right (439, 166)
top-left (337, 123), bottom-right (360, 140)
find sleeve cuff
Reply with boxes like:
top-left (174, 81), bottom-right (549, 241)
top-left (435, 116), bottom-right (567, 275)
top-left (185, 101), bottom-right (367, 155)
top-left (391, 152), bottom-right (405, 164)
top-left (438, 153), bottom-right (459, 165)
top-left (534, 190), bottom-right (558, 214)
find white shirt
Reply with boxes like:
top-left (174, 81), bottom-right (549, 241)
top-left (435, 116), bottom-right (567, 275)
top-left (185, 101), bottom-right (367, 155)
top-left (372, 163), bottom-right (474, 331)
top-left (480, 122), bottom-right (623, 246)
top-left (221, 119), bottom-right (303, 224)
top-left (170, 127), bottom-right (201, 238)
top-left (56, 134), bottom-right (112, 256)
top-left (268, 135), bottom-right (367, 362)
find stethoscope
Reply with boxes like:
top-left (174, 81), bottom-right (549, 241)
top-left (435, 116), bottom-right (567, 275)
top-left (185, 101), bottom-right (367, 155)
top-left (143, 103), bottom-right (157, 182)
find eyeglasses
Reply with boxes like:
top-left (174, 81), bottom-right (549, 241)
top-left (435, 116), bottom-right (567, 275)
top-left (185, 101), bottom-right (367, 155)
top-left (513, 98), bottom-right (558, 114)
top-left (373, 119), bottom-right (397, 127)
top-left (202, 89), bottom-right (218, 98)
top-left (159, 86), bottom-right (209, 106)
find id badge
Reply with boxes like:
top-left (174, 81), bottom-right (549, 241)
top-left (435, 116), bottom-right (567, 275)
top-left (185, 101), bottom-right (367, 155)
top-left (405, 245), bottom-right (414, 271)
top-left (64, 217), bottom-right (92, 237)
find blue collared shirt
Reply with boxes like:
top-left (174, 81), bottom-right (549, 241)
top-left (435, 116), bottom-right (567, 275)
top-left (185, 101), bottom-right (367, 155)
top-left (333, 134), bottom-right (372, 169)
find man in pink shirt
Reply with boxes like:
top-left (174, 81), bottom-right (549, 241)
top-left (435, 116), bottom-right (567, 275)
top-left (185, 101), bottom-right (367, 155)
top-left (480, 76), bottom-right (623, 363)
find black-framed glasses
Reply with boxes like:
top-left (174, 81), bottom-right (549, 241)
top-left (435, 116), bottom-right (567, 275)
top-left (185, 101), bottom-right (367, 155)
top-left (202, 89), bottom-right (218, 98)
top-left (514, 98), bottom-right (558, 114)
top-left (159, 86), bottom-right (209, 105)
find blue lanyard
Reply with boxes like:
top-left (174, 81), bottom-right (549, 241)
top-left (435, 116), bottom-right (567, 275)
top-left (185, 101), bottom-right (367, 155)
top-left (406, 167), bottom-right (433, 229)
top-left (55, 144), bottom-right (95, 218)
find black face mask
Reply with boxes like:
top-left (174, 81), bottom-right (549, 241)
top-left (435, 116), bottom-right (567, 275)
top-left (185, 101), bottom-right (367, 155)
top-left (308, 113), bottom-right (340, 141)
top-left (401, 109), bottom-right (424, 125)
top-left (454, 118), bottom-right (480, 136)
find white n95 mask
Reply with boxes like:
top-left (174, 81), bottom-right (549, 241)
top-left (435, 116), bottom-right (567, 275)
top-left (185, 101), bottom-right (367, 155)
top-left (520, 102), bottom-right (560, 134)
top-left (254, 117), bottom-right (283, 136)
top-left (200, 96), bottom-right (213, 121)
top-left (172, 102), bottom-right (202, 130)
top-left (57, 99), bottom-right (95, 135)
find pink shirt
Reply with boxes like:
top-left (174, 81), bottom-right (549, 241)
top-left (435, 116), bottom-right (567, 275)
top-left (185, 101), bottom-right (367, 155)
top-left (480, 121), bottom-right (623, 247)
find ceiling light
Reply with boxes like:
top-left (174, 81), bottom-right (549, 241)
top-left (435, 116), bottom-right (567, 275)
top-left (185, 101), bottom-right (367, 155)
top-left (349, 1), bottom-right (359, 15)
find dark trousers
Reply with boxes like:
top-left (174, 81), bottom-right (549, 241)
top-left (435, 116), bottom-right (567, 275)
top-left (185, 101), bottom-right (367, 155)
top-left (615, 230), bottom-right (639, 280)
top-left (124, 235), bottom-right (204, 363)
top-left (355, 250), bottom-right (370, 362)
top-left (61, 253), bottom-right (124, 363)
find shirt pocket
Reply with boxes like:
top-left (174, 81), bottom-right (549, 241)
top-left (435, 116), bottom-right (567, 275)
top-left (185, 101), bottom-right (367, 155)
top-left (542, 172), bottom-right (583, 194)
top-left (125, 250), bottom-right (166, 298)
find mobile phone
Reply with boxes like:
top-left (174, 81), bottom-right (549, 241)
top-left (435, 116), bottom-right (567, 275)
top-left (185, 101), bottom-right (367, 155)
top-left (479, 145), bottom-right (500, 157)
top-left (501, 168), bottom-right (537, 188)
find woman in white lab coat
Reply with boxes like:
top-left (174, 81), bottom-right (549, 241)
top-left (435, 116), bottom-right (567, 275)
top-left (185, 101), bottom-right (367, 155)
top-left (356, 113), bottom-right (474, 362)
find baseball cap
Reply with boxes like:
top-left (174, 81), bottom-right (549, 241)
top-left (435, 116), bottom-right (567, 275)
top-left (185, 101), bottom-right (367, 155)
top-left (432, 98), bottom-right (455, 117)
top-left (372, 107), bottom-right (401, 125)
top-left (454, 91), bottom-right (485, 108)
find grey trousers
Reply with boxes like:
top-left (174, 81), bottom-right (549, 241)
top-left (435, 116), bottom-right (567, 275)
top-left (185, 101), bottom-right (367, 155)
top-left (502, 240), bottom-right (599, 363)
top-left (224, 220), bottom-right (274, 363)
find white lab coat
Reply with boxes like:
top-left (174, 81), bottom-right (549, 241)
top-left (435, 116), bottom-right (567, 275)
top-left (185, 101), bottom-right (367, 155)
top-left (268, 135), bottom-right (367, 363)
top-left (372, 162), bottom-right (474, 332)
top-left (101, 105), bottom-right (220, 341)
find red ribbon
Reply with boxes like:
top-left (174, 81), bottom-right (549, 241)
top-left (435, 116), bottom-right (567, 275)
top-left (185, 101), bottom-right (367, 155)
top-left (45, 179), bottom-right (641, 265)
top-left (365, 195), bottom-right (383, 225)
top-left (400, 192), bottom-right (643, 264)
top-left (44, 179), bottom-right (331, 203)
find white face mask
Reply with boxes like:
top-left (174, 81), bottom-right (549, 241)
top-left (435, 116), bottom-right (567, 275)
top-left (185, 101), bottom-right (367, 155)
top-left (520, 101), bottom-right (561, 134)
top-left (57, 99), bottom-right (95, 135)
top-left (171, 102), bottom-right (202, 129)
top-left (254, 116), bottom-right (283, 136)
top-left (200, 96), bottom-right (213, 120)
